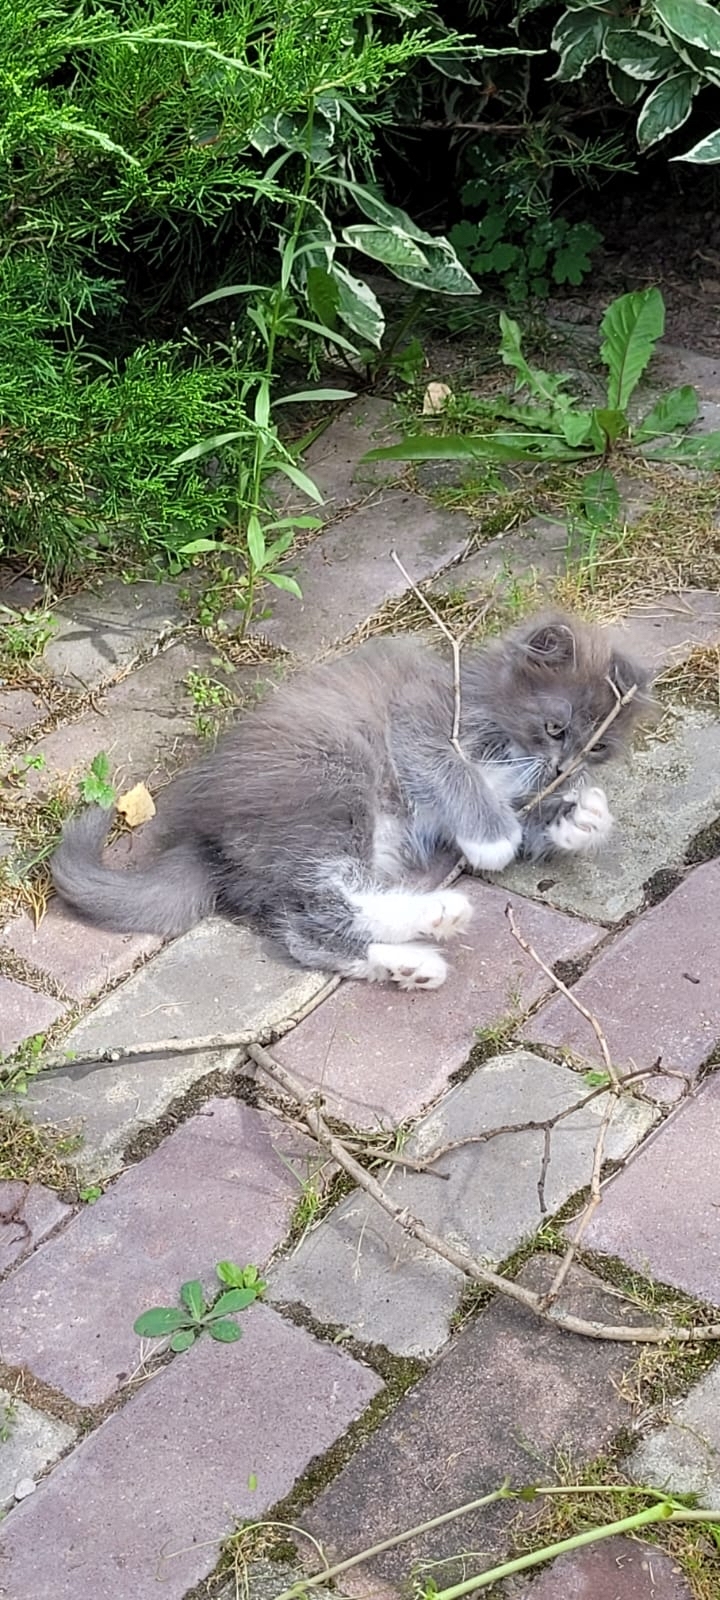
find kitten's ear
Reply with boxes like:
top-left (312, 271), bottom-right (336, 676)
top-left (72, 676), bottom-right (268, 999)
top-left (609, 649), bottom-right (650, 698)
top-left (515, 616), bottom-right (577, 670)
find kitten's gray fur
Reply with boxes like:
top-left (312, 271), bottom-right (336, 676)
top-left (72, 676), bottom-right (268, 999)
top-left (52, 611), bottom-right (651, 988)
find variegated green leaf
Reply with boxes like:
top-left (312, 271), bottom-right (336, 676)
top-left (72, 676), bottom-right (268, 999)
top-left (636, 69), bottom-right (698, 149)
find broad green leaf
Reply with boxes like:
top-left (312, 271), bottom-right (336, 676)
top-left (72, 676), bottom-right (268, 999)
top-left (341, 224), bottom-right (430, 273)
top-left (265, 573), bottom-right (303, 598)
top-left (190, 284), bottom-right (266, 309)
top-left (558, 410), bottom-right (595, 447)
top-left (180, 1280), bottom-right (206, 1320)
top-left (216, 1260), bottom-right (245, 1287)
top-left (331, 263), bottom-right (385, 347)
top-left (273, 461), bottom-right (324, 504)
top-left (645, 431), bottom-right (720, 466)
top-left (246, 513), bottom-right (266, 571)
top-left (674, 126), bottom-right (720, 162)
top-left (254, 382), bottom-right (270, 431)
top-left (605, 61), bottom-right (645, 104)
top-left (363, 435), bottom-right (543, 465)
top-left (600, 288), bottom-right (665, 410)
top-left (177, 538), bottom-right (231, 555)
top-left (212, 1287), bottom-right (258, 1315)
top-left (581, 467), bottom-right (621, 527)
top-left (134, 1307), bottom-right (190, 1337)
top-left (305, 265), bottom-right (340, 329)
top-left (263, 532), bottom-right (295, 564)
top-left (654, 0), bottom-right (720, 54)
top-left (339, 182), bottom-right (435, 243)
top-left (637, 69), bottom-right (697, 149)
top-left (273, 389), bottom-right (356, 405)
top-left (248, 1471), bottom-right (258, 1491)
top-left (170, 1328), bottom-right (197, 1352)
top-left (593, 408), bottom-right (628, 444)
top-left (551, 6), bottom-right (608, 81)
top-left (290, 318), bottom-right (359, 355)
top-left (173, 432), bottom-right (243, 464)
top-left (209, 1318), bottom-right (244, 1342)
top-left (499, 313), bottom-right (566, 406)
top-left (602, 27), bottom-right (677, 79)
top-left (635, 384), bottom-right (699, 439)
top-left (392, 240), bottom-right (479, 296)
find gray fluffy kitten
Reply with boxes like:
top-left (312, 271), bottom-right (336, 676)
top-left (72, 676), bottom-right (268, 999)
top-left (52, 611), bottom-right (650, 991)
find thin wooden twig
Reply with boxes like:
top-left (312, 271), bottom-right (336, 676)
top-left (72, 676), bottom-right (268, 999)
top-left (505, 904), bottom-right (619, 1092)
top-left (248, 1042), bottom-right (720, 1346)
top-left (390, 548), bottom-right (489, 762)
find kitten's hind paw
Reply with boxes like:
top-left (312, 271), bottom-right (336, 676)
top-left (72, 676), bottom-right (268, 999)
top-left (365, 942), bottom-right (448, 991)
top-left (548, 786), bottom-right (613, 854)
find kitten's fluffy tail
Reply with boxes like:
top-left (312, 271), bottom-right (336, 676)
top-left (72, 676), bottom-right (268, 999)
top-left (51, 807), bottom-right (215, 937)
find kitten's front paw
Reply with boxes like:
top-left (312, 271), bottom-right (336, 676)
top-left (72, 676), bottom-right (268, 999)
top-left (459, 820), bottom-right (522, 874)
top-left (366, 942), bottom-right (448, 990)
top-left (548, 786), bottom-right (613, 854)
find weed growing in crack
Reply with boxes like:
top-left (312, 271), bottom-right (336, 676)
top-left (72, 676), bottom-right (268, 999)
top-left (134, 1263), bottom-right (266, 1353)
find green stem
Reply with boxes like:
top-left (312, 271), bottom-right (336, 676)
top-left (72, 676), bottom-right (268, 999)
top-left (431, 1502), bottom-right (680, 1599)
top-left (373, 288), bottom-right (424, 381)
top-left (240, 97), bottom-right (317, 638)
top-left (273, 1483), bottom-right (514, 1600)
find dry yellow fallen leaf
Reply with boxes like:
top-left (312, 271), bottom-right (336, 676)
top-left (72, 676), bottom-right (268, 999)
top-left (116, 782), bottom-right (156, 829)
top-left (422, 381), bottom-right (452, 415)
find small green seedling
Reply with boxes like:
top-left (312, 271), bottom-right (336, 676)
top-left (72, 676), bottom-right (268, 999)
top-left (79, 1184), bottom-right (103, 1204)
top-left (134, 1262), bottom-right (266, 1353)
top-left (584, 1070), bottom-right (611, 1088)
top-left (80, 752), bottom-right (116, 807)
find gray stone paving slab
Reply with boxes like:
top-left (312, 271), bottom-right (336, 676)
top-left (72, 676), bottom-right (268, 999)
top-left (272, 396), bottom-right (401, 519)
top-left (609, 590), bottom-right (720, 673)
top-left (526, 860), bottom-right (720, 1102)
top-left (626, 1358), bottom-right (720, 1512)
top-left (214, 1561), bottom-right (335, 1600)
top-left (1, 901), bottom-right (160, 1001)
top-left (256, 487), bottom-right (474, 658)
top-left (432, 515), bottom-right (569, 599)
top-left (269, 879), bottom-right (602, 1128)
top-left (579, 1069), bottom-right (720, 1304)
top-left (25, 918), bottom-right (328, 1179)
top-left (0, 1182), bottom-right (73, 1275)
top-left (0, 689), bottom-right (45, 742)
top-left (0, 975), bottom-right (65, 1054)
top-left (41, 578), bottom-right (182, 689)
top-left (0, 1303), bottom-right (382, 1600)
top-left (0, 1098), bottom-right (323, 1403)
top-left (298, 1258), bottom-right (656, 1598)
top-left (515, 1536), bottom-right (695, 1599)
top-left (269, 1050), bottom-right (654, 1355)
top-left (504, 706), bottom-right (720, 923)
top-left (0, 1389), bottom-right (76, 1513)
top-left (18, 640), bottom-right (212, 796)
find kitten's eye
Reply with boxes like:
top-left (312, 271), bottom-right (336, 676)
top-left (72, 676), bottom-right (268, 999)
top-left (592, 741), bottom-right (608, 754)
top-left (545, 720), bottom-right (567, 740)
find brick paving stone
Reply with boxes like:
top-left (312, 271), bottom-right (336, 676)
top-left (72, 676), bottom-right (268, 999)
top-left (269, 1050), bottom-right (655, 1355)
top-left (0, 1389), bottom-right (76, 1513)
top-left (271, 395), bottom-right (401, 519)
top-left (297, 1258), bottom-right (657, 1599)
top-left (0, 1098), bottom-right (324, 1404)
top-left (525, 861), bottom-right (720, 1103)
top-left (19, 640), bottom-right (213, 796)
top-left (269, 880), bottom-right (602, 1127)
top-left (257, 487), bottom-right (474, 659)
top-left (513, 1536), bottom-right (694, 1599)
top-left (0, 1303), bottom-right (382, 1600)
top-left (0, 976), bottom-right (65, 1054)
top-left (1, 902), bottom-right (160, 1001)
top-left (578, 1070), bottom-right (720, 1305)
top-left (41, 578), bottom-right (182, 689)
top-left (0, 1182), bottom-right (72, 1275)
top-left (0, 690), bottom-right (45, 743)
top-left (626, 1358), bottom-right (720, 1511)
top-left (504, 706), bottom-right (720, 924)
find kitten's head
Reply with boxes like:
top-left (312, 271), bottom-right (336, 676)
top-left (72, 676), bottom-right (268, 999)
top-left (478, 610), bottom-right (654, 784)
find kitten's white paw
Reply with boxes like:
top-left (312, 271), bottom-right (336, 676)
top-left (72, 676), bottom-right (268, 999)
top-left (459, 823), bottom-right (522, 874)
top-left (419, 889), bottom-right (473, 941)
top-left (366, 942), bottom-right (448, 990)
top-left (548, 786), bottom-right (613, 854)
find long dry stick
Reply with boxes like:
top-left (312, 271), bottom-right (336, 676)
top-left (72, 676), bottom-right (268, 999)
top-left (505, 903), bottom-right (620, 1092)
top-left (390, 548), bottom-right (489, 761)
top-left (248, 1042), bottom-right (720, 1346)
